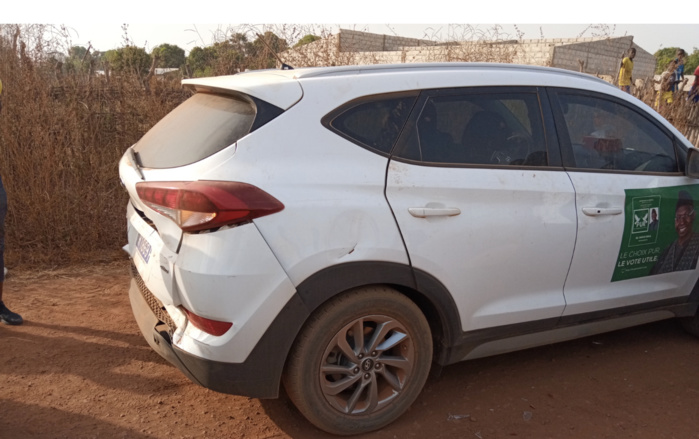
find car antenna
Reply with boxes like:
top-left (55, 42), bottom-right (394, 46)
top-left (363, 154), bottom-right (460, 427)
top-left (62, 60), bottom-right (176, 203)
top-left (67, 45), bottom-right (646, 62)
top-left (256, 32), bottom-right (294, 70)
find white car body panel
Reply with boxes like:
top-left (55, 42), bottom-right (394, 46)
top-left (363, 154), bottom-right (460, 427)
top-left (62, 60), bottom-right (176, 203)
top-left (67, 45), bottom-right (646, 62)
top-left (386, 163), bottom-right (578, 330)
top-left (173, 226), bottom-right (297, 362)
top-left (227, 91), bottom-right (411, 285)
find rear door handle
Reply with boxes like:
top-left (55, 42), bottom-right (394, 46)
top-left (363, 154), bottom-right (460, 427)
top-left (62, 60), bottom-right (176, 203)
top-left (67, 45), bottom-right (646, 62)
top-left (408, 207), bottom-right (461, 218)
top-left (582, 207), bottom-right (623, 216)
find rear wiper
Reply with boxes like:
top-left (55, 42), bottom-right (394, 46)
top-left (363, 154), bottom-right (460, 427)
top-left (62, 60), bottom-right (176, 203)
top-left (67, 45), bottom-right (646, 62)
top-left (128, 147), bottom-right (145, 181)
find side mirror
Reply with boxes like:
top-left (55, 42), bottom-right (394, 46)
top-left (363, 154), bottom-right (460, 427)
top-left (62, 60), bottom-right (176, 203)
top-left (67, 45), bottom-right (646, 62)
top-left (687, 148), bottom-right (699, 178)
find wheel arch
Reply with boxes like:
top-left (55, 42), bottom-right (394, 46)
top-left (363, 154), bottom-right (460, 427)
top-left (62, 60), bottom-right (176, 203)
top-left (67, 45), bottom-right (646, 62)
top-left (293, 261), bottom-right (462, 365)
top-left (251, 261), bottom-right (461, 398)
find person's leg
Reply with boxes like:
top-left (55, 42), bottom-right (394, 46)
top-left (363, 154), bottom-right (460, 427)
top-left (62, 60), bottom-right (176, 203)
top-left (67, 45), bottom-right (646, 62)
top-left (0, 176), bottom-right (22, 325)
top-left (0, 281), bottom-right (23, 325)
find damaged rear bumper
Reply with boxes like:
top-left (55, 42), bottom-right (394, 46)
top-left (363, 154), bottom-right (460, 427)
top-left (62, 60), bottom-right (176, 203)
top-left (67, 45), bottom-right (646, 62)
top-left (128, 265), bottom-right (308, 399)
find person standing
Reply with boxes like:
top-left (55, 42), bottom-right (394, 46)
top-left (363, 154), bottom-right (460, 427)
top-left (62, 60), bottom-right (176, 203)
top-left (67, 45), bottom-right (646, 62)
top-left (0, 78), bottom-right (23, 325)
top-left (0, 178), bottom-right (22, 325)
top-left (618, 48), bottom-right (636, 93)
top-left (672, 49), bottom-right (687, 94)
top-left (656, 59), bottom-right (679, 111)
top-left (689, 64), bottom-right (699, 103)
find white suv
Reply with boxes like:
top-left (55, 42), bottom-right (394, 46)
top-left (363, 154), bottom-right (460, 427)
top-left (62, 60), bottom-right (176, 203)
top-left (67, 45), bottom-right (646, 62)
top-left (119, 63), bottom-right (699, 435)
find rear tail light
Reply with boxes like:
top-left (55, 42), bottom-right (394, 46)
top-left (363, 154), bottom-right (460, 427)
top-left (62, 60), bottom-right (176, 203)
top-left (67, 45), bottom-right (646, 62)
top-left (181, 307), bottom-right (233, 336)
top-left (136, 181), bottom-right (284, 232)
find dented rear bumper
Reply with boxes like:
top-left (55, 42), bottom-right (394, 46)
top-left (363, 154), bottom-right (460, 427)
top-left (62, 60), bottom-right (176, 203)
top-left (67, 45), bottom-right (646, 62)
top-left (128, 264), bottom-right (308, 399)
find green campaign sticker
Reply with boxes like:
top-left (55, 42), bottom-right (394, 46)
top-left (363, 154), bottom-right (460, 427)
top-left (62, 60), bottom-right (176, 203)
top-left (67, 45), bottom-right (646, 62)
top-left (612, 184), bottom-right (699, 282)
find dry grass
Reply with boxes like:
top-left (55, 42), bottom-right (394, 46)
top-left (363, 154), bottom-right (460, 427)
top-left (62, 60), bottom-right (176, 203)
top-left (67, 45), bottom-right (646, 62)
top-left (4, 259), bottom-right (128, 284)
top-left (0, 25), bottom-right (188, 268)
top-left (1, 23), bottom-right (698, 268)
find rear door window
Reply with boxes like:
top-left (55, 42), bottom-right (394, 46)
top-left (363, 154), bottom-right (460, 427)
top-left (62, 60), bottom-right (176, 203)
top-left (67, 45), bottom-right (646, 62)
top-left (393, 89), bottom-right (550, 167)
top-left (134, 92), bottom-right (263, 168)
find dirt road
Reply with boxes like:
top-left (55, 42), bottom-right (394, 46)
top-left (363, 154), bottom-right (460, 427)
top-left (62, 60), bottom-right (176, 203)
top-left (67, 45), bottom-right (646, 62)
top-left (1, 261), bottom-right (698, 438)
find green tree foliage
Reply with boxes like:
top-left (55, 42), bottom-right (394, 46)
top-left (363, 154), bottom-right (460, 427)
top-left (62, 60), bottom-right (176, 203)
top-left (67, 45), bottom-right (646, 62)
top-left (105, 45), bottom-right (152, 75)
top-left (655, 47), bottom-right (678, 74)
top-left (685, 49), bottom-right (699, 76)
top-left (229, 32), bottom-right (253, 54)
top-left (186, 46), bottom-right (215, 77)
top-left (63, 45), bottom-right (97, 74)
top-left (654, 47), bottom-right (698, 77)
top-left (152, 43), bottom-right (185, 68)
top-left (216, 33), bottom-right (250, 73)
top-left (250, 31), bottom-right (288, 69)
top-left (294, 34), bottom-right (321, 48)
top-left (186, 41), bottom-right (244, 77)
top-left (185, 31), bottom-right (290, 77)
top-left (69, 45), bottom-right (88, 59)
top-left (655, 47), bottom-right (684, 74)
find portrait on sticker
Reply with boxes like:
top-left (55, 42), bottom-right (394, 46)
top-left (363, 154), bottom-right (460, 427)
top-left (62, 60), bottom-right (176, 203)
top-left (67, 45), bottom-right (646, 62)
top-left (613, 185), bottom-right (699, 281)
top-left (650, 190), bottom-right (699, 274)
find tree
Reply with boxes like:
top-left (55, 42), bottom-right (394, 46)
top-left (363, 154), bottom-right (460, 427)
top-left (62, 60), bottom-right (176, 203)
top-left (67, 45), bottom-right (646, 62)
top-left (186, 45), bottom-right (218, 77)
top-left (218, 33), bottom-right (253, 72)
top-left (69, 45), bottom-right (88, 60)
top-left (152, 43), bottom-right (185, 69)
top-left (685, 48), bottom-right (699, 76)
top-left (655, 47), bottom-right (683, 74)
top-left (185, 31), bottom-right (289, 77)
top-left (229, 32), bottom-right (252, 55)
top-left (62, 45), bottom-right (99, 74)
top-left (105, 46), bottom-right (152, 75)
top-left (654, 47), bottom-right (698, 79)
top-left (215, 36), bottom-right (248, 73)
top-left (294, 34), bottom-right (321, 48)
top-left (249, 31), bottom-right (288, 69)
top-left (186, 34), bottom-right (251, 77)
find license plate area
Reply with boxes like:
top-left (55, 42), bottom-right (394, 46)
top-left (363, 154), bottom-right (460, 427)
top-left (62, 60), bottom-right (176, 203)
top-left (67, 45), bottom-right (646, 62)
top-left (136, 233), bottom-right (152, 263)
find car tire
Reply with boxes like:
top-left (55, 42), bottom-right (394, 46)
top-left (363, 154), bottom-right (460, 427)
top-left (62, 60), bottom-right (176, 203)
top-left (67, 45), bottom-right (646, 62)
top-left (283, 286), bottom-right (432, 435)
top-left (680, 313), bottom-right (699, 337)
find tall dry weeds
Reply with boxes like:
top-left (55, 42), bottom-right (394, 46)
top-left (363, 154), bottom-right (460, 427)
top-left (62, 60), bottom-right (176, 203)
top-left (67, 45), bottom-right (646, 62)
top-left (633, 77), bottom-right (699, 145)
top-left (0, 24), bottom-right (188, 267)
top-left (0, 23), bottom-right (698, 268)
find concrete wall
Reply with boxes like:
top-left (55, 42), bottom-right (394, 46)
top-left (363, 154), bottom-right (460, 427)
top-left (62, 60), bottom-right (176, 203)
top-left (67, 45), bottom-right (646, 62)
top-left (547, 36), bottom-right (655, 79)
top-left (283, 29), bottom-right (658, 82)
top-left (338, 29), bottom-right (438, 52)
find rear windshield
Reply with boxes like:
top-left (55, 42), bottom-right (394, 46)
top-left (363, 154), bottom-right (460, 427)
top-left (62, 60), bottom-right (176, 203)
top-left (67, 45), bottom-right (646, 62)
top-left (134, 92), bottom-right (256, 168)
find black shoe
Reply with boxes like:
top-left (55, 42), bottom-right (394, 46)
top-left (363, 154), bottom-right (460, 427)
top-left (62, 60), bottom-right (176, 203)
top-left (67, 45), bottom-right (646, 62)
top-left (0, 301), bottom-right (23, 325)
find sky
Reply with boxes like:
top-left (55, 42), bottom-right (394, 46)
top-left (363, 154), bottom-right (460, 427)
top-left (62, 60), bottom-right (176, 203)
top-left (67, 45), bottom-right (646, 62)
top-left (5, 2), bottom-right (699, 56)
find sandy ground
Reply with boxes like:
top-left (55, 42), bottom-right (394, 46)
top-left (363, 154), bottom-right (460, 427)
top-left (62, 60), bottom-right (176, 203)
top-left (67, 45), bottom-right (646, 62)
top-left (1, 260), bottom-right (699, 439)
